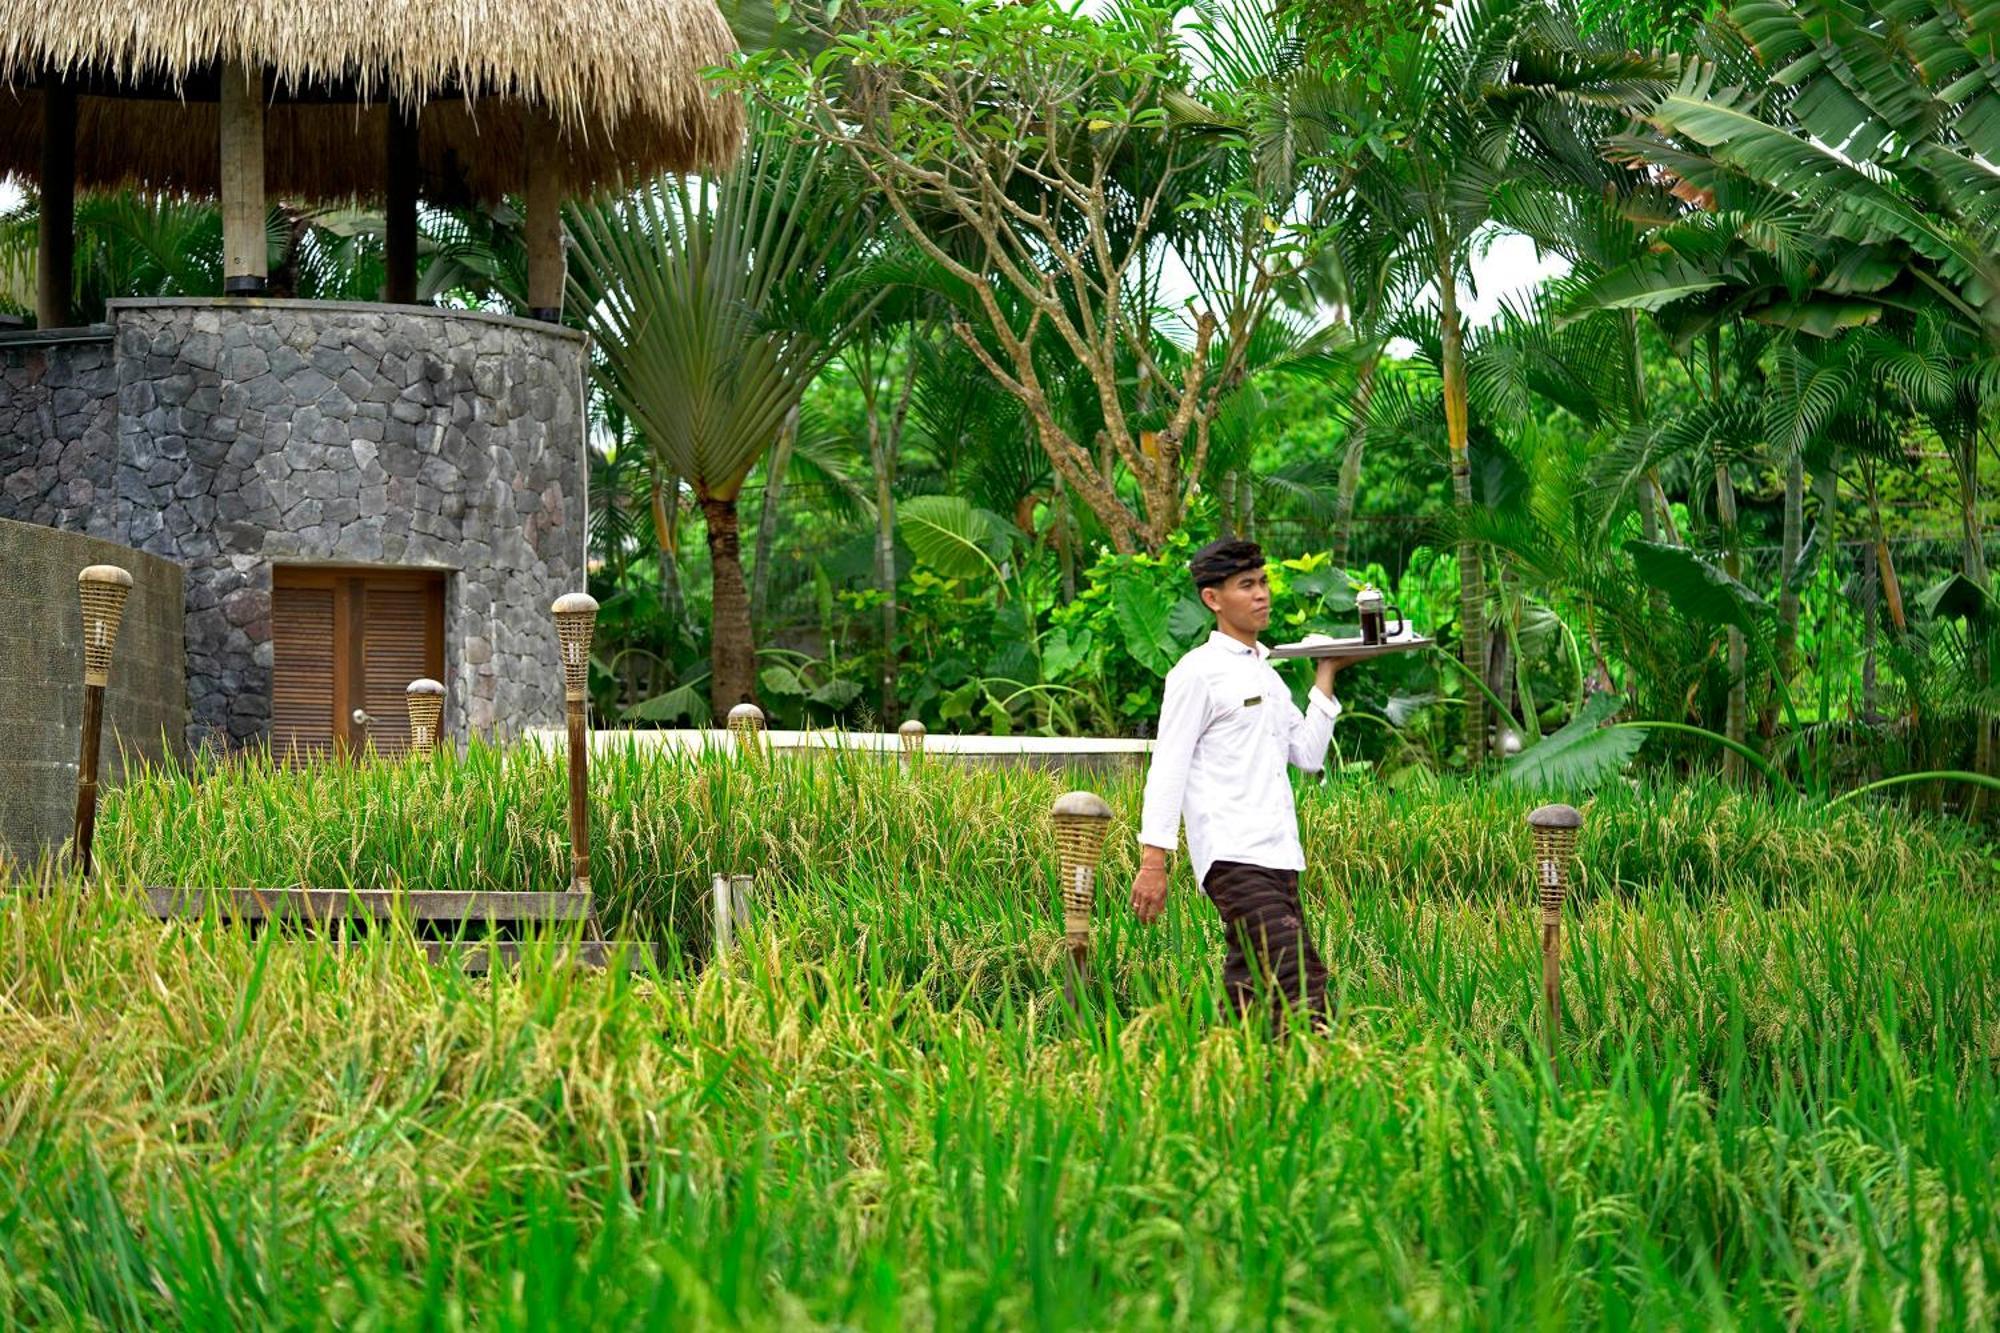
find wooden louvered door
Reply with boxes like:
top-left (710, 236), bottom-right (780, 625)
top-left (356, 579), bottom-right (444, 756)
top-left (271, 579), bottom-right (339, 761)
top-left (271, 568), bottom-right (445, 761)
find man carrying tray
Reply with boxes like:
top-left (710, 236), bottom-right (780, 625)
top-left (1129, 537), bottom-right (1347, 1036)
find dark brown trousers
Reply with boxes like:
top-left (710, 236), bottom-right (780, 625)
top-left (1201, 860), bottom-right (1332, 1036)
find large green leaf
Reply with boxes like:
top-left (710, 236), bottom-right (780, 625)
top-left (1167, 597), bottom-right (1213, 641)
top-left (760, 665), bottom-right (809, 697)
top-left (622, 680), bottom-right (712, 726)
top-left (1563, 253), bottom-right (1729, 318)
top-left (807, 677), bottom-right (864, 710)
top-left (1916, 572), bottom-right (1998, 623)
top-left (1629, 539), bottom-right (1772, 633)
top-left (1109, 578), bottom-right (1182, 677)
top-left (1501, 691), bottom-right (1642, 789)
top-left (897, 495), bottom-right (1008, 581)
top-left (1748, 297), bottom-right (1883, 336)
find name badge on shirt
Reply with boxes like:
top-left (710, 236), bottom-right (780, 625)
top-left (1242, 695), bottom-right (1262, 707)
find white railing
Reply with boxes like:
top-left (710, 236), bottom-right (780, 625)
top-left (523, 727), bottom-right (1155, 762)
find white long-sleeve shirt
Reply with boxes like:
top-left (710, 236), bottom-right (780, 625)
top-left (1138, 631), bottom-right (1341, 886)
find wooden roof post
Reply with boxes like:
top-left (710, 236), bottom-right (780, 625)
top-left (525, 108), bottom-right (563, 321)
top-left (219, 61), bottom-right (268, 296)
top-left (36, 81), bottom-right (76, 328)
top-left (383, 100), bottom-right (420, 304)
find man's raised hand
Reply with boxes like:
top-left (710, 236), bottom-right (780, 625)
top-left (1130, 861), bottom-right (1169, 924)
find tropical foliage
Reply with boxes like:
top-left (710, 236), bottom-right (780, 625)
top-left (4, 0), bottom-right (1998, 816)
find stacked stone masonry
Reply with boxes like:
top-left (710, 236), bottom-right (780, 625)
top-left (0, 333), bottom-right (119, 539)
top-left (0, 299), bottom-right (587, 751)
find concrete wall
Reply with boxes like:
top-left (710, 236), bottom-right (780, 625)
top-left (0, 300), bottom-right (587, 752)
top-left (0, 517), bottom-right (184, 872)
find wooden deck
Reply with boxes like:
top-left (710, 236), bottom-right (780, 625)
top-left (141, 886), bottom-right (647, 972)
top-left (143, 886), bottom-right (592, 923)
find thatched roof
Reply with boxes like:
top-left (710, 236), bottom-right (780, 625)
top-left (0, 0), bottom-right (744, 200)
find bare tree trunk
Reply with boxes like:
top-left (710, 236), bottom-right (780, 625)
top-left (872, 406), bottom-right (898, 719)
top-left (861, 338), bottom-right (922, 720)
top-left (1503, 568), bottom-right (1540, 744)
top-left (1703, 330), bottom-right (1748, 780)
top-left (1716, 460), bottom-right (1747, 780)
top-left (749, 406), bottom-right (798, 635)
top-left (1958, 438), bottom-right (1988, 585)
top-left (1959, 436), bottom-right (1992, 816)
top-left (1765, 447), bottom-right (1804, 739)
top-left (1624, 312), bottom-right (1659, 550)
top-left (1054, 470), bottom-right (1077, 604)
top-left (1866, 464), bottom-right (1906, 636)
top-left (1332, 356), bottom-right (1379, 571)
top-left (1861, 538), bottom-right (1880, 728)
top-left (1441, 274), bottom-right (1487, 763)
top-left (1650, 474), bottom-right (1682, 544)
top-left (699, 495), bottom-right (757, 715)
top-left (1638, 479), bottom-right (1660, 545)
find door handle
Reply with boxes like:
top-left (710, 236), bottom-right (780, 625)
top-left (352, 708), bottom-right (372, 726)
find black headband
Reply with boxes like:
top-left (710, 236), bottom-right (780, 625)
top-left (1189, 538), bottom-right (1264, 590)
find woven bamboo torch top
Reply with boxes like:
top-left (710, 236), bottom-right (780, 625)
top-left (77, 563), bottom-right (134, 686)
top-left (1052, 790), bottom-right (1113, 822)
top-left (405, 678), bottom-right (446, 697)
top-left (1052, 791), bottom-right (1114, 869)
top-left (78, 564), bottom-right (134, 591)
top-left (1527, 803), bottom-right (1584, 830)
top-left (899, 719), bottom-right (926, 738)
top-left (552, 593), bottom-right (597, 700)
top-left (727, 702), bottom-right (766, 729)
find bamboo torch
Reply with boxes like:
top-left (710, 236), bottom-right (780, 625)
top-left (405, 678), bottom-right (445, 760)
top-left (72, 565), bottom-right (133, 879)
top-left (1051, 791), bottom-right (1113, 991)
top-left (1527, 803), bottom-right (1583, 1079)
top-left (727, 702), bottom-right (766, 756)
top-left (552, 594), bottom-right (598, 901)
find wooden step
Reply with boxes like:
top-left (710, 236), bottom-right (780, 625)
top-left (143, 886), bottom-right (591, 924)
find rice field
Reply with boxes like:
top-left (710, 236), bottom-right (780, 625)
top-left (2, 747), bottom-right (1998, 1327)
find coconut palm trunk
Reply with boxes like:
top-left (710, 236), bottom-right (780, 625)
top-left (1440, 274), bottom-right (1487, 762)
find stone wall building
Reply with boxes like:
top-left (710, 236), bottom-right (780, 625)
top-left (1, 298), bottom-right (588, 755)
